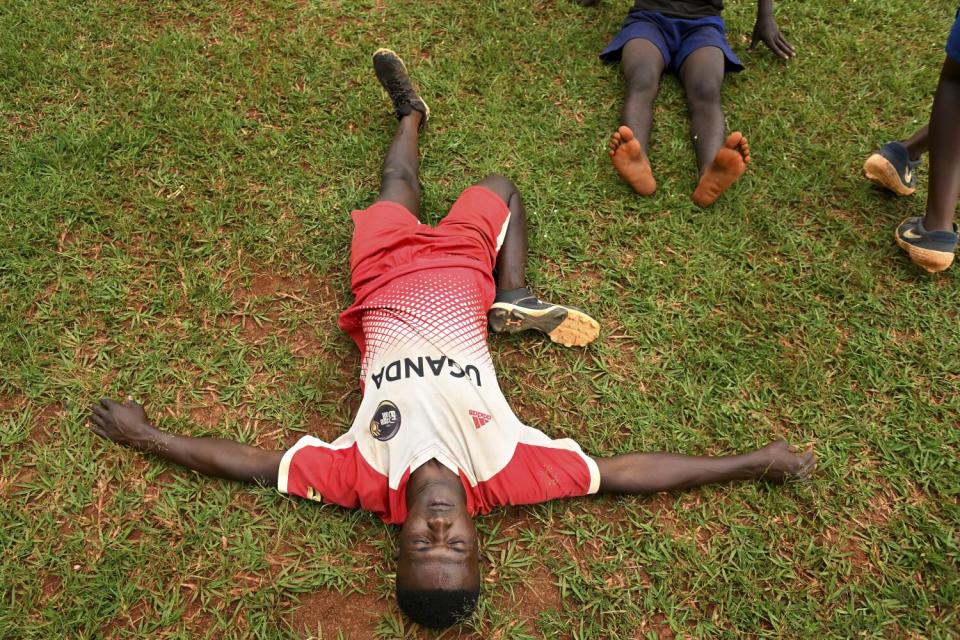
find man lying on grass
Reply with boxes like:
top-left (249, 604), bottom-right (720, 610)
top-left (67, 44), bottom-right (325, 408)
top-left (88, 49), bottom-right (816, 630)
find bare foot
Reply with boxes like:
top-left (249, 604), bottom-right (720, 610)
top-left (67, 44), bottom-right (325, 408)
top-left (691, 132), bottom-right (751, 207)
top-left (755, 439), bottom-right (817, 483)
top-left (609, 125), bottom-right (656, 196)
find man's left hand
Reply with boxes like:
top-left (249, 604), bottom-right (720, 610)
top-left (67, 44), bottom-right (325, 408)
top-left (750, 16), bottom-right (796, 59)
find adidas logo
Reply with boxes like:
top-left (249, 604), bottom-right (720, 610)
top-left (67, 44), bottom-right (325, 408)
top-left (469, 410), bottom-right (491, 429)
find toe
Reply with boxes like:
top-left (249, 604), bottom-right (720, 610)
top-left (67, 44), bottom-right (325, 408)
top-left (725, 131), bottom-right (744, 148)
top-left (617, 125), bottom-right (635, 141)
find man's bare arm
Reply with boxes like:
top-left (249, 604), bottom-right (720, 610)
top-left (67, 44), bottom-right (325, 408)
top-left (89, 398), bottom-right (283, 485)
top-left (592, 439), bottom-right (815, 495)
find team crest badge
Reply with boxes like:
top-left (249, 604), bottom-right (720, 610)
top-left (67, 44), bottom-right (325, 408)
top-left (370, 400), bottom-right (401, 441)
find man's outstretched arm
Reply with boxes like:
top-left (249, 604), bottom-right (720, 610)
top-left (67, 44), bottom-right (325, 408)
top-left (89, 398), bottom-right (283, 485)
top-left (592, 439), bottom-right (815, 495)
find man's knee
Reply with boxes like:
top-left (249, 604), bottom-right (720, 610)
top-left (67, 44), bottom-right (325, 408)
top-left (383, 165), bottom-right (419, 188)
top-left (684, 75), bottom-right (722, 108)
top-left (475, 174), bottom-right (518, 204)
top-left (624, 64), bottom-right (660, 95)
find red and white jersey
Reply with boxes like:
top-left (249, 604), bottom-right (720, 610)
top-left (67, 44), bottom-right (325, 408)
top-left (277, 266), bottom-right (600, 524)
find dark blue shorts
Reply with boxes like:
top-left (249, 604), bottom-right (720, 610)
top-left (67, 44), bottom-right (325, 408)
top-left (600, 10), bottom-right (744, 74)
top-left (947, 10), bottom-right (960, 63)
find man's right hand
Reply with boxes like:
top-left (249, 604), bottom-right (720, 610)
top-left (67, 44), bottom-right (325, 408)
top-left (89, 398), bottom-right (160, 450)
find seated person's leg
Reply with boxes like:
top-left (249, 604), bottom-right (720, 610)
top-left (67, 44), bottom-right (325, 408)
top-left (609, 38), bottom-right (663, 195)
top-left (680, 46), bottom-right (751, 207)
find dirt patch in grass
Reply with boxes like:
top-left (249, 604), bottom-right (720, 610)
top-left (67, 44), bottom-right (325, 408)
top-left (0, 394), bottom-right (20, 412)
top-left (288, 587), bottom-right (383, 639)
top-left (630, 612), bottom-right (676, 640)
top-left (181, 596), bottom-right (213, 638)
top-left (861, 480), bottom-right (897, 528)
top-left (101, 598), bottom-right (154, 639)
top-left (300, 411), bottom-right (343, 443)
top-left (227, 264), bottom-right (344, 356)
top-left (39, 573), bottom-right (62, 605)
top-left (499, 563), bottom-right (563, 633)
top-left (189, 391), bottom-right (227, 428)
top-left (0, 397), bottom-right (60, 448)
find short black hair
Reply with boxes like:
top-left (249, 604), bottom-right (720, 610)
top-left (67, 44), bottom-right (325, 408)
top-left (395, 587), bottom-right (479, 629)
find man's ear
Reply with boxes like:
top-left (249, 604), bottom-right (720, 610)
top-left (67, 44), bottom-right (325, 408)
top-left (392, 545), bottom-right (400, 561)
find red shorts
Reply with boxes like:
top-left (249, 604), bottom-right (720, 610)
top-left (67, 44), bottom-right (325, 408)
top-left (346, 186), bottom-right (511, 305)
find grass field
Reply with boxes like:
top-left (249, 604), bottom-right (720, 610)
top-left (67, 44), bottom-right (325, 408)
top-left (2, 0), bottom-right (959, 638)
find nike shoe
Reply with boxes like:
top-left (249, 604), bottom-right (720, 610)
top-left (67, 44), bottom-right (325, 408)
top-left (864, 141), bottom-right (920, 196)
top-left (894, 217), bottom-right (957, 273)
top-left (488, 287), bottom-right (600, 347)
top-left (372, 48), bottom-right (430, 128)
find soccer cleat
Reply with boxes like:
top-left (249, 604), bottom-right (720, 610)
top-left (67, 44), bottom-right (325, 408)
top-left (372, 48), bottom-right (430, 128)
top-left (894, 217), bottom-right (957, 273)
top-left (488, 287), bottom-right (600, 347)
top-left (864, 141), bottom-right (920, 196)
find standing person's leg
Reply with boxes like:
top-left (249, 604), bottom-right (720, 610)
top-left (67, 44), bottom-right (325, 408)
top-left (895, 56), bottom-right (960, 272)
top-left (901, 125), bottom-right (929, 161)
top-left (679, 46), bottom-right (750, 207)
top-left (864, 124), bottom-right (928, 196)
top-left (608, 38), bottom-right (664, 195)
top-left (921, 58), bottom-right (960, 232)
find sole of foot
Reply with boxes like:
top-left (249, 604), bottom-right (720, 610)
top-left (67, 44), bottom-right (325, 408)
top-left (894, 228), bottom-right (955, 273)
top-left (863, 153), bottom-right (915, 196)
top-left (609, 125), bottom-right (656, 196)
top-left (488, 304), bottom-right (600, 348)
top-left (692, 132), bottom-right (750, 207)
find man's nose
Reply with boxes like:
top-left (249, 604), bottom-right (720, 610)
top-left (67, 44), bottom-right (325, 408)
top-left (426, 516), bottom-right (451, 533)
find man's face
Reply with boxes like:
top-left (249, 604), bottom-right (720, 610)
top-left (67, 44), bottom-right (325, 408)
top-left (396, 481), bottom-right (480, 591)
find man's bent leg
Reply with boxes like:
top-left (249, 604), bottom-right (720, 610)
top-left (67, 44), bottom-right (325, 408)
top-left (477, 175), bottom-right (600, 347)
top-left (473, 174), bottom-right (527, 291)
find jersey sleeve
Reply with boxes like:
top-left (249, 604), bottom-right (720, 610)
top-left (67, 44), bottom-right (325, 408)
top-left (277, 436), bottom-right (392, 521)
top-left (475, 425), bottom-right (601, 510)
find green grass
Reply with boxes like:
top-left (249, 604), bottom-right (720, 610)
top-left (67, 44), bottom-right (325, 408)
top-left (1, 0), bottom-right (958, 638)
